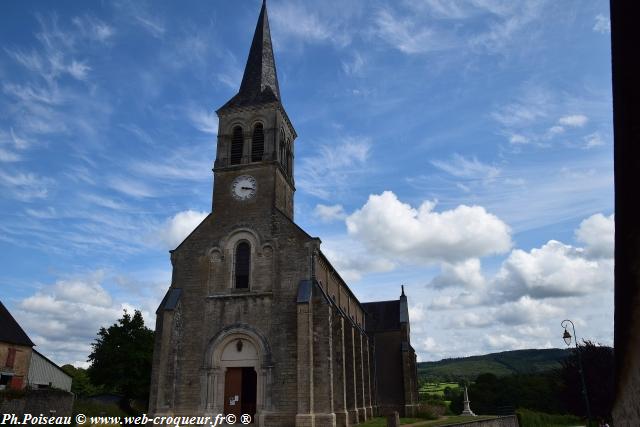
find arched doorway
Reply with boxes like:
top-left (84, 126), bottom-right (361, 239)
top-left (202, 325), bottom-right (273, 425)
top-left (221, 338), bottom-right (258, 419)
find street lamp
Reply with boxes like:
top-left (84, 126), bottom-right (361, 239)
top-left (561, 319), bottom-right (592, 423)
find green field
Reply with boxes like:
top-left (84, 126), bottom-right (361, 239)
top-left (419, 382), bottom-right (459, 397)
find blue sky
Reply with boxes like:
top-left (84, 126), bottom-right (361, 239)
top-left (0, 0), bottom-right (613, 365)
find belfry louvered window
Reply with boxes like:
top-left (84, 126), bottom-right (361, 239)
top-left (230, 126), bottom-right (243, 165)
top-left (286, 140), bottom-right (293, 176)
top-left (279, 129), bottom-right (285, 165)
top-left (235, 242), bottom-right (250, 289)
top-left (251, 123), bottom-right (264, 162)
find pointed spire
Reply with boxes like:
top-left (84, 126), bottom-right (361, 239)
top-left (399, 285), bottom-right (409, 323)
top-left (219, 0), bottom-right (280, 111)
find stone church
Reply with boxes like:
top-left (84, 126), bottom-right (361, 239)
top-left (149, 2), bottom-right (419, 426)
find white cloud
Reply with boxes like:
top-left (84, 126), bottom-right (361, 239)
top-left (297, 137), bottom-right (371, 200)
top-left (321, 241), bottom-right (395, 283)
top-left (495, 239), bottom-right (613, 300)
top-left (0, 147), bottom-right (21, 162)
top-left (346, 191), bottom-right (512, 264)
top-left (15, 271), bottom-right (122, 364)
top-left (547, 125), bottom-right (565, 136)
top-left (468, 1), bottom-right (544, 53)
top-left (72, 15), bottom-right (115, 42)
top-left (449, 312), bottom-right (493, 328)
top-left (341, 51), bottom-right (365, 76)
top-left (428, 291), bottom-right (486, 310)
top-left (81, 193), bottom-right (127, 210)
top-left (494, 296), bottom-right (562, 325)
top-left (508, 133), bottom-right (529, 144)
top-left (157, 210), bottom-right (208, 249)
top-left (575, 213), bottom-right (614, 259)
top-left (558, 114), bottom-right (588, 127)
top-left (374, 9), bottom-right (453, 54)
top-left (314, 204), bottom-right (346, 222)
top-left (135, 16), bottom-right (166, 38)
top-left (0, 171), bottom-right (52, 200)
top-left (583, 132), bottom-right (605, 148)
top-left (25, 207), bottom-right (58, 219)
top-left (430, 258), bottom-right (486, 289)
top-left (107, 176), bottom-right (155, 198)
top-left (431, 154), bottom-right (500, 181)
top-left (420, 336), bottom-right (440, 353)
top-left (270, 2), bottom-right (351, 46)
top-left (67, 60), bottom-right (91, 80)
top-left (484, 333), bottom-right (527, 350)
top-left (492, 85), bottom-right (550, 127)
top-left (272, 3), bottom-right (329, 41)
top-left (593, 14), bottom-right (611, 34)
top-left (409, 303), bottom-right (426, 322)
top-left (188, 108), bottom-right (218, 134)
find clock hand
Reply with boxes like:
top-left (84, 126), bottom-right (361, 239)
top-left (241, 186), bottom-right (254, 190)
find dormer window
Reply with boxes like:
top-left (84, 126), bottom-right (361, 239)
top-left (230, 126), bottom-right (244, 165)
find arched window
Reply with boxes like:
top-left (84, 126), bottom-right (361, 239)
top-left (230, 126), bottom-right (243, 165)
top-left (235, 242), bottom-right (251, 289)
top-left (251, 123), bottom-right (264, 162)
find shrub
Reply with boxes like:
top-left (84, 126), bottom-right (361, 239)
top-left (516, 408), bottom-right (583, 427)
top-left (417, 401), bottom-right (447, 420)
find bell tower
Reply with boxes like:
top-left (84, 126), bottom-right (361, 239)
top-left (212, 0), bottom-right (296, 219)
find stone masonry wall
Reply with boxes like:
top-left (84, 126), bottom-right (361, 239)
top-left (0, 389), bottom-right (74, 419)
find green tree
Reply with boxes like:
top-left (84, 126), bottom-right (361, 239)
top-left (87, 310), bottom-right (154, 403)
top-left (560, 340), bottom-right (613, 420)
top-left (61, 364), bottom-right (103, 397)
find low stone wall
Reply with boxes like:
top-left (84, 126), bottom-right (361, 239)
top-left (438, 415), bottom-right (519, 427)
top-left (0, 389), bottom-right (74, 418)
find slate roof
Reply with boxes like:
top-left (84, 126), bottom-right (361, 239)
top-left (0, 300), bottom-right (34, 347)
top-left (362, 300), bottom-right (401, 333)
top-left (218, 0), bottom-right (281, 112)
top-left (156, 288), bottom-right (182, 313)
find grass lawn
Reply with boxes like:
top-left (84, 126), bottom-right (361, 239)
top-left (359, 415), bottom-right (498, 427)
top-left (407, 415), bottom-right (499, 426)
top-left (358, 418), bottom-right (424, 427)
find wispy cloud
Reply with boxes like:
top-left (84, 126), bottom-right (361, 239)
top-left (374, 8), bottom-right (454, 54)
top-left (297, 136), bottom-right (371, 199)
top-left (187, 108), bottom-right (218, 134)
top-left (558, 114), bottom-right (588, 127)
top-left (0, 171), bottom-right (53, 201)
top-left (270, 0), bottom-right (358, 48)
top-left (593, 14), bottom-right (610, 34)
top-left (431, 154), bottom-right (500, 182)
top-left (0, 147), bottom-right (21, 162)
top-left (314, 204), bottom-right (346, 222)
top-left (135, 16), bottom-right (166, 38)
top-left (107, 176), bottom-right (155, 198)
top-left (72, 14), bottom-right (115, 42)
top-left (341, 51), bottom-right (365, 76)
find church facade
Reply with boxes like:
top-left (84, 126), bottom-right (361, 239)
top-left (148, 3), bottom-right (419, 426)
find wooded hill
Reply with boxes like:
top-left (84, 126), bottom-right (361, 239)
top-left (418, 348), bottom-right (571, 381)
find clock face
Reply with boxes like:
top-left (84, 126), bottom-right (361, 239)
top-left (231, 175), bottom-right (257, 201)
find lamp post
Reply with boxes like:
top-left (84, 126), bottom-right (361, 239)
top-left (561, 319), bottom-right (592, 423)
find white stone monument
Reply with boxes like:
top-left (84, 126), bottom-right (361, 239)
top-left (461, 386), bottom-right (476, 416)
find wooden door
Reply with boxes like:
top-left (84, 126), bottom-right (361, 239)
top-left (224, 367), bottom-right (243, 417)
top-left (241, 367), bottom-right (257, 417)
